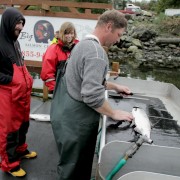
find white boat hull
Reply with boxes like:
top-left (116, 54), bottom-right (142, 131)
top-left (98, 77), bottom-right (180, 180)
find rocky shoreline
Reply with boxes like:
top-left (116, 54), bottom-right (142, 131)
top-left (108, 15), bottom-right (180, 69)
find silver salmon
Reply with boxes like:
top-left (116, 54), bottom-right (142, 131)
top-left (132, 107), bottom-right (153, 143)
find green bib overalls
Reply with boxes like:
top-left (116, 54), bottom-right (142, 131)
top-left (51, 70), bottom-right (100, 180)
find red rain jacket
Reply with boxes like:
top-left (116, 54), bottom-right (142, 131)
top-left (41, 39), bottom-right (79, 91)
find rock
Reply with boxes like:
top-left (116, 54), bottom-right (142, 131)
top-left (107, 17), bottom-right (180, 69)
top-left (127, 46), bottom-right (139, 54)
top-left (142, 10), bottom-right (153, 17)
top-left (128, 20), bottom-right (134, 24)
top-left (168, 44), bottom-right (177, 48)
top-left (149, 46), bottom-right (161, 51)
top-left (157, 59), bottom-right (163, 63)
top-left (124, 43), bottom-right (132, 48)
top-left (120, 35), bottom-right (127, 41)
top-left (134, 52), bottom-right (143, 60)
top-left (131, 28), bottom-right (157, 41)
top-left (125, 36), bottom-right (133, 43)
top-left (132, 39), bottom-right (142, 48)
top-left (156, 38), bottom-right (180, 44)
top-left (143, 42), bottom-right (150, 46)
top-left (109, 45), bottom-right (121, 52)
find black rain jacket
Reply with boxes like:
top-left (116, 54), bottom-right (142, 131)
top-left (0, 7), bottom-right (25, 84)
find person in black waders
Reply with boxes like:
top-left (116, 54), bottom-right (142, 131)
top-left (0, 7), bottom-right (37, 177)
top-left (50, 9), bottom-right (134, 180)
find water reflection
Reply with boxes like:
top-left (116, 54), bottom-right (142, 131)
top-left (120, 64), bottom-right (180, 90)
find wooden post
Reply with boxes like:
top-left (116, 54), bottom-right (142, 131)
top-left (112, 62), bottom-right (119, 72)
top-left (43, 82), bottom-right (49, 101)
top-left (109, 62), bottom-right (120, 76)
top-left (41, 3), bottom-right (50, 11)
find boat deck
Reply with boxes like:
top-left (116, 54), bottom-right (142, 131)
top-left (98, 77), bottom-right (180, 180)
top-left (106, 95), bottom-right (180, 147)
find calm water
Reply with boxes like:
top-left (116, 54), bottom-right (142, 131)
top-left (119, 64), bottom-right (180, 90)
top-left (31, 64), bottom-right (180, 90)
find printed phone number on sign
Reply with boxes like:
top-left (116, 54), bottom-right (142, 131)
top-left (22, 51), bottom-right (44, 58)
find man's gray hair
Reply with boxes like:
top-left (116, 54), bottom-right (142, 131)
top-left (97, 9), bottom-right (127, 30)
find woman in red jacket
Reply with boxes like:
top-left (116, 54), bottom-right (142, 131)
top-left (41, 22), bottom-right (79, 93)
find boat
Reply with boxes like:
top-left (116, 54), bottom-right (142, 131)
top-left (98, 76), bottom-right (180, 180)
top-left (0, 77), bottom-right (180, 180)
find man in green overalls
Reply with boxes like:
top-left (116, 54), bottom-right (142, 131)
top-left (51, 9), bottom-right (134, 180)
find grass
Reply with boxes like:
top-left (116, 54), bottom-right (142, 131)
top-left (132, 13), bottom-right (180, 37)
top-left (153, 13), bottom-right (180, 36)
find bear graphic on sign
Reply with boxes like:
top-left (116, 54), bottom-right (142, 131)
top-left (34, 20), bottom-right (54, 43)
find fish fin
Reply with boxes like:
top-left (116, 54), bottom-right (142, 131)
top-left (133, 106), bottom-right (140, 109)
top-left (130, 120), bottom-right (135, 128)
top-left (119, 124), bottom-right (131, 130)
top-left (108, 121), bottom-right (123, 129)
top-left (128, 138), bottom-right (135, 142)
top-left (128, 139), bottom-right (135, 142)
top-left (128, 133), bottom-right (140, 142)
top-left (150, 121), bottom-right (153, 129)
top-left (134, 126), bottom-right (142, 135)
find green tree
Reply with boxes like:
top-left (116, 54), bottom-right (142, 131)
top-left (148, 0), bottom-right (158, 11)
top-left (76, 0), bottom-right (110, 14)
top-left (156, 0), bottom-right (180, 13)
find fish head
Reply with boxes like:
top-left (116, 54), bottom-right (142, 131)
top-left (141, 135), bottom-right (153, 144)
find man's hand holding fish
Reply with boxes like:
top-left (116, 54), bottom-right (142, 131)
top-left (111, 109), bottom-right (134, 122)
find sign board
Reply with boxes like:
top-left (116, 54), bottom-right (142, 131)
top-left (0, 15), bottom-right (97, 61)
top-left (165, 9), bottom-right (180, 16)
